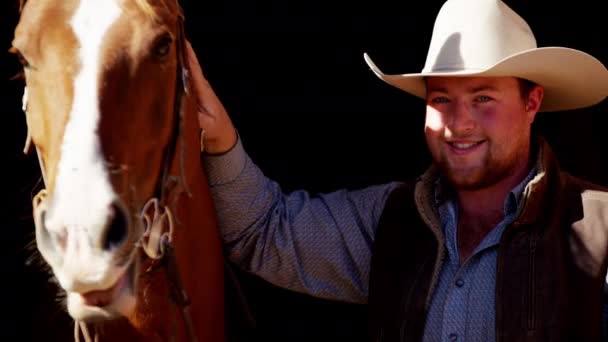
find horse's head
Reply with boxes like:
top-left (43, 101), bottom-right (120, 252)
top-left (12, 0), bottom-right (188, 322)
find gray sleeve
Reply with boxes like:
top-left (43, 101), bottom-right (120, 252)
top-left (202, 136), bottom-right (400, 303)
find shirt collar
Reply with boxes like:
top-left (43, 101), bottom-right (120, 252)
top-left (434, 166), bottom-right (538, 218)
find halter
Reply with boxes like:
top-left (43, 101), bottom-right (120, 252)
top-left (135, 13), bottom-right (199, 342)
top-left (25, 10), bottom-right (199, 342)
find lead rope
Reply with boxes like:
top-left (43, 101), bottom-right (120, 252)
top-left (74, 320), bottom-right (98, 342)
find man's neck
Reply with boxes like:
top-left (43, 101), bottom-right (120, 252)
top-left (456, 163), bottom-right (531, 220)
top-left (455, 158), bottom-right (533, 263)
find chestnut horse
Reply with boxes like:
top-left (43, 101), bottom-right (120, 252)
top-left (11, 0), bottom-right (224, 341)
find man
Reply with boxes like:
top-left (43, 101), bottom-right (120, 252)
top-left (187, 0), bottom-right (608, 340)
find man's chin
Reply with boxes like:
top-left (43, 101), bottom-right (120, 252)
top-left (448, 176), bottom-right (485, 191)
top-left (439, 164), bottom-right (483, 189)
top-left (443, 166), bottom-right (512, 192)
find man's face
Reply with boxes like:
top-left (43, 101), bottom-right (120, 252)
top-left (424, 76), bottom-right (540, 190)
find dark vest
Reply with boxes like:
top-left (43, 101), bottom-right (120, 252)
top-left (368, 142), bottom-right (608, 342)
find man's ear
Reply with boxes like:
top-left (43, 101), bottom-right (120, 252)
top-left (526, 85), bottom-right (544, 123)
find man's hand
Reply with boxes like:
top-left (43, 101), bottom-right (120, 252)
top-left (186, 41), bottom-right (238, 154)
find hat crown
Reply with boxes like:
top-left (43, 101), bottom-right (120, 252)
top-left (423, 0), bottom-right (537, 73)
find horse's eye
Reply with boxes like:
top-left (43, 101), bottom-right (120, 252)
top-left (9, 47), bottom-right (30, 68)
top-left (152, 34), bottom-right (173, 61)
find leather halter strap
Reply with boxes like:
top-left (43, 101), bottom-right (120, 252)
top-left (137, 13), bottom-right (200, 342)
top-left (155, 13), bottom-right (191, 207)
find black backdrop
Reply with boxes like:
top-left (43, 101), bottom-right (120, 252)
top-left (1, 0), bottom-right (607, 341)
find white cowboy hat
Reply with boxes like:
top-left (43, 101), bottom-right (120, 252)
top-left (364, 0), bottom-right (608, 112)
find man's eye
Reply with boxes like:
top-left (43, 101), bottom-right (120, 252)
top-left (476, 95), bottom-right (492, 102)
top-left (431, 97), bottom-right (449, 104)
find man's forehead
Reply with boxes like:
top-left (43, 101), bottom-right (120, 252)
top-left (425, 76), bottom-right (519, 93)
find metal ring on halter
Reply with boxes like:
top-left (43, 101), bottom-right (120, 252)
top-left (138, 197), bottom-right (175, 260)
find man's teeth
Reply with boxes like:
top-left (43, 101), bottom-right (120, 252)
top-left (452, 142), bottom-right (480, 149)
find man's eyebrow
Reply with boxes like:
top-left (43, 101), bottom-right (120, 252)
top-left (426, 86), bottom-right (448, 93)
top-left (426, 85), bottom-right (499, 94)
top-left (470, 85), bottom-right (498, 93)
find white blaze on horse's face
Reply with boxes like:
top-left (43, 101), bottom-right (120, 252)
top-left (40, 0), bottom-right (136, 321)
top-left (15, 0), bottom-right (181, 322)
top-left (59, 0), bottom-right (133, 320)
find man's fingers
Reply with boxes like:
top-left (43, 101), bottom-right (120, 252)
top-left (186, 42), bottom-right (210, 93)
top-left (185, 41), bottom-right (225, 117)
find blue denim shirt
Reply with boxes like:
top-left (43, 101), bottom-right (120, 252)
top-left (203, 136), bottom-right (543, 340)
top-left (422, 168), bottom-right (537, 342)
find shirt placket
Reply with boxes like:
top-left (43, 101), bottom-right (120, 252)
top-left (440, 260), bottom-right (471, 342)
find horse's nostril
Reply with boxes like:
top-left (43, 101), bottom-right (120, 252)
top-left (103, 203), bottom-right (129, 250)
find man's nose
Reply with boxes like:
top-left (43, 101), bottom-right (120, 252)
top-left (446, 101), bottom-right (475, 136)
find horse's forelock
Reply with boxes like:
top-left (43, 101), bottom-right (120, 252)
top-left (133, 0), bottom-right (155, 18)
top-left (17, 0), bottom-right (181, 18)
top-left (132, 0), bottom-right (183, 20)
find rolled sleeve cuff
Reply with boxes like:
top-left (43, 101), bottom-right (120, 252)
top-left (201, 135), bottom-right (247, 186)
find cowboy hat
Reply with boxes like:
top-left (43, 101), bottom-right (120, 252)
top-left (364, 0), bottom-right (608, 112)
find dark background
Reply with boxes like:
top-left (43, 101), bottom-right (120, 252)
top-left (1, 0), bottom-right (607, 341)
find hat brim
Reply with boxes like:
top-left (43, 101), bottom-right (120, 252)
top-left (364, 47), bottom-right (608, 112)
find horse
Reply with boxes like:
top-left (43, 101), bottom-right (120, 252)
top-left (11, 0), bottom-right (225, 341)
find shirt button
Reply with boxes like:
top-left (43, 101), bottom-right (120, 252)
top-left (449, 333), bottom-right (458, 341)
top-left (455, 278), bottom-right (465, 287)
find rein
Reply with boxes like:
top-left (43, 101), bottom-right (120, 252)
top-left (25, 12), bottom-right (199, 342)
